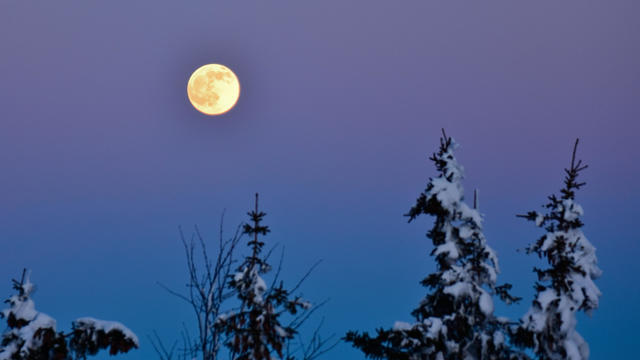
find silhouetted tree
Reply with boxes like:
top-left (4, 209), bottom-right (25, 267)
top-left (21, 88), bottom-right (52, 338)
top-left (513, 139), bottom-right (601, 360)
top-left (156, 214), bottom-right (243, 360)
top-left (215, 194), bottom-right (336, 360)
top-left (155, 196), bottom-right (335, 360)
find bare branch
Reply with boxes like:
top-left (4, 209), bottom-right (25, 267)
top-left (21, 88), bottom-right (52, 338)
top-left (147, 331), bottom-right (177, 360)
top-left (156, 214), bottom-right (244, 360)
top-left (290, 260), bottom-right (322, 295)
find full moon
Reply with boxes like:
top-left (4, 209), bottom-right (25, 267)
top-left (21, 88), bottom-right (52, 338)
top-left (187, 64), bottom-right (240, 116)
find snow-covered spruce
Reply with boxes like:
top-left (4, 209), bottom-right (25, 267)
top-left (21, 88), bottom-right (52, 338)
top-left (215, 194), bottom-right (312, 360)
top-left (513, 139), bottom-right (601, 360)
top-left (0, 270), bottom-right (138, 360)
top-left (345, 131), bottom-right (524, 360)
top-left (0, 271), bottom-right (64, 360)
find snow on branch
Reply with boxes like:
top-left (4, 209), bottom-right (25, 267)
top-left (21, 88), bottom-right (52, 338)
top-left (0, 270), bottom-right (138, 360)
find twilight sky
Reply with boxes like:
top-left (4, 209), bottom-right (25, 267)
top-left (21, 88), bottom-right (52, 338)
top-left (1, 1), bottom-right (639, 359)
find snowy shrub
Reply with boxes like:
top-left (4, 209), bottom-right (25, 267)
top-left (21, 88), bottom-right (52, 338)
top-left (70, 317), bottom-right (139, 358)
top-left (0, 270), bottom-right (138, 360)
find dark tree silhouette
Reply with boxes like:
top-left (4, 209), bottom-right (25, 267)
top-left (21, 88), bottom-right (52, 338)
top-left (155, 214), bottom-right (243, 360)
top-left (155, 195), bottom-right (335, 360)
top-left (215, 194), bottom-right (336, 360)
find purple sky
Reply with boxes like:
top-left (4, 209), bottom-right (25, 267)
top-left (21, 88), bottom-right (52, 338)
top-left (1, 1), bottom-right (639, 359)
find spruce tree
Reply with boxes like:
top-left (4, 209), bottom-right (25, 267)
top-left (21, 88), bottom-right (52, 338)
top-left (345, 131), bottom-right (522, 360)
top-left (215, 194), bottom-right (312, 360)
top-left (0, 270), bottom-right (138, 360)
top-left (513, 139), bottom-right (601, 360)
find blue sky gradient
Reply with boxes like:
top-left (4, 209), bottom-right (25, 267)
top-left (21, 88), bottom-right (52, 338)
top-left (1, 1), bottom-right (639, 359)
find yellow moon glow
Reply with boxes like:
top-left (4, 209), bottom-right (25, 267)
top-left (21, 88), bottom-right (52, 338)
top-left (187, 64), bottom-right (240, 116)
